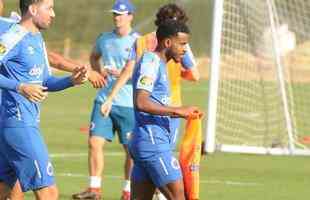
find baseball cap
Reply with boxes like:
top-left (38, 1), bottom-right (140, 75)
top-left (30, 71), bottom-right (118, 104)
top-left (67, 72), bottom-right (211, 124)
top-left (111, 0), bottom-right (135, 14)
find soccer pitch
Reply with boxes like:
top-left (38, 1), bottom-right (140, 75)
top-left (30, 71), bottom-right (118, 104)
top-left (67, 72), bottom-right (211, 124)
top-left (21, 79), bottom-right (310, 200)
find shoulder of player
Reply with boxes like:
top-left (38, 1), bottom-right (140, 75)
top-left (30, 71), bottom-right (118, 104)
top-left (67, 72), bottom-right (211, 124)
top-left (141, 52), bottom-right (160, 67)
top-left (96, 31), bottom-right (114, 41)
top-left (0, 16), bottom-right (17, 24)
top-left (0, 24), bottom-right (29, 54)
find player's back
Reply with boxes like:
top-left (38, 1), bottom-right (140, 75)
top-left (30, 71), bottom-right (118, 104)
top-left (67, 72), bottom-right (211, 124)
top-left (0, 24), bottom-right (50, 127)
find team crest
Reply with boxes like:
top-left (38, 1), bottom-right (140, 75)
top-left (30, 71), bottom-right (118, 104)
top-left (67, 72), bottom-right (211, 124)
top-left (139, 76), bottom-right (153, 87)
top-left (171, 157), bottom-right (180, 170)
top-left (0, 43), bottom-right (6, 55)
top-left (46, 162), bottom-right (54, 176)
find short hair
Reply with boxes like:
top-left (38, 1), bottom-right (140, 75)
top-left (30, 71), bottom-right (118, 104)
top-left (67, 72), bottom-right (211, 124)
top-left (156, 20), bottom-right (190, 42)
top-left (155, 3), bottom-right (189, 27)
top-left (20, 0), bottom-right (42, 15)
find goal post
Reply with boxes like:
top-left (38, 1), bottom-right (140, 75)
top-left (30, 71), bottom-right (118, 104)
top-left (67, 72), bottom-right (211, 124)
top-left (205, 0), bottom-right (310, 156)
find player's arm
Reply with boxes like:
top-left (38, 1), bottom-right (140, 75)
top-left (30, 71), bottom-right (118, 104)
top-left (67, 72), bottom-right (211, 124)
top-left (88, 46), bottom-right (107, 88)
top-left (134, 53), bottom-right (198, 118)
top-left (180, 44), bottom-right (200, 81)
top-left (43, 63), bottom-right (87, 92)
top-left (135, 90), bottom-right (198, 118)
top-left (47, 50), bottom-right (82, 72)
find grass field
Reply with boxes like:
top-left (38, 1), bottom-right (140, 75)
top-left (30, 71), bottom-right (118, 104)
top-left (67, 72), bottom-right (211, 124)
top-left (19, 79), bottom-right (310, 200)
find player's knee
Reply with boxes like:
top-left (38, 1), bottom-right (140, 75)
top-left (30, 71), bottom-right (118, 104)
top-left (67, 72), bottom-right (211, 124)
top-left (170, 187), bottom-right (185, 200)
top-left (88, 137), bottom-right (104, 152)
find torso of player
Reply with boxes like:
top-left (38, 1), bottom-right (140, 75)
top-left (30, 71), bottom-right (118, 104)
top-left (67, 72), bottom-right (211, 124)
top-left (95, 30), bottom-right (139, 107)
top-left (136, 32), bottom-right (182, 106)
top-left (131, 52), bottom-right (172, 154)
top-left (0, 24), bottom-right (49, 127)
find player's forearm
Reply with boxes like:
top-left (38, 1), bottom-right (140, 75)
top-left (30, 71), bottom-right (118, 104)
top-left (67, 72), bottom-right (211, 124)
top-left (43, 76), bottom-right (73, 91)
top-left (0, 74), bottom-right (19, 91)
top-left (89, 54), bottom-right (102, 73)
top-left (107, 60), bottom-right (135, 100)
top-left (48, 51), bottom-right (80, 72)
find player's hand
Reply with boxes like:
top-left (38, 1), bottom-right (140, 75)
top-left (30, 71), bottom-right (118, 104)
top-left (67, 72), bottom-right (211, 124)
top-left (18, 83), bottom-right (48, 102)
top-left (88, 70), bottom-right (107, 88)
top-left (100, 98), bottom-right (113, 117)
top-left (71, 66), bottom-right (88, 85)
top-left (174, 106), bottom-right (200, 119)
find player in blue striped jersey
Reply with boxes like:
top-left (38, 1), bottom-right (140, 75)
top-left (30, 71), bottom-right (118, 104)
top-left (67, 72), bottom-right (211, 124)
top-left (130, 20), bottom-right (199, 200)
top-left (0, 0), bottom-right (87, 199)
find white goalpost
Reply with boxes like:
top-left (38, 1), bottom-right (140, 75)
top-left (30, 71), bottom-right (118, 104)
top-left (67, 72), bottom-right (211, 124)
top-left (205, 0), bottom-right (310, 156)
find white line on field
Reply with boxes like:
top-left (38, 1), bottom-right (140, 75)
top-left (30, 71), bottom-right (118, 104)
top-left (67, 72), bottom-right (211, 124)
top-left (56, 173), bottom-right (261, 187)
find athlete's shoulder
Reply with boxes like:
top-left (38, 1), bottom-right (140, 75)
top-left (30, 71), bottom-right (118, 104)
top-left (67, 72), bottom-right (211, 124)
top-left (0, 24), bottom-right (29, 56)
top-left (97, 31), bottom-right (115, 40)
top-left (140, 52), bottom-right (161, 69)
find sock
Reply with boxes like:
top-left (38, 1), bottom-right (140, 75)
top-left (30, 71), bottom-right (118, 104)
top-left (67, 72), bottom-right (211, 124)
top-left (89, 176), bottom-right (101, 189)
top-left (122, 180), bottom-right (131, 192)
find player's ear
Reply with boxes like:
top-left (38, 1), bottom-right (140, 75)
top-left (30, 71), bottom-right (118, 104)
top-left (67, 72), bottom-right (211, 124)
top-left (29, 4), bottom-right (38, 16)
top-left (164, 38), bottom-right (172, 48)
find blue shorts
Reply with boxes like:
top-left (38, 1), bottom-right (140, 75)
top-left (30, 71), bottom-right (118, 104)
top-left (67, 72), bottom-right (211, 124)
top-left (170, 118), bottom-right (181, 149)
top-left (131, 151), bottom-right (182, 187)
top-left (0, 127), bottom-right (55, 192)
top-left (90, 102), bottom-right (134, 144)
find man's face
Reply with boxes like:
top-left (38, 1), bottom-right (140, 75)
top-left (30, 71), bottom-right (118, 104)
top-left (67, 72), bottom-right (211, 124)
top-left (113, 12), bottom-right (132, 29)
top-left (32, 0), bottom-right (55, 30)
top-left (166, 32), bottom-right (189, 63)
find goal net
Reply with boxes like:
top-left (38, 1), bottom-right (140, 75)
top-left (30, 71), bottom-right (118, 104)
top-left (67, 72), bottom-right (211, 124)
top-left (206, 0), bottom-right (310, 155)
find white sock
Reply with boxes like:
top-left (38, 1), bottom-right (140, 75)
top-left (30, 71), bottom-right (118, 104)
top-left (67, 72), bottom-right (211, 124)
top-left (123, 180), bottom-right (131, 192)
top-left (89, 176), bottom-right (101, 188)
top-left (157, 192), bottom-right (167, 200)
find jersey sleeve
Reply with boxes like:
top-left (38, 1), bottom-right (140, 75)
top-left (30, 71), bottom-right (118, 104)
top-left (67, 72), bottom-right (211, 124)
top-left (181, 44), bottom-right (196, 69)
top-left (136, 53), bottom-right (160, 93)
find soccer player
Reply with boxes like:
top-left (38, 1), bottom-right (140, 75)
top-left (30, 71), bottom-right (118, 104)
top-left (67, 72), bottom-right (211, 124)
top-left (130, 19), bottom-right (198, 200)
top-left (71, 1), bottom-right (138, 200)
top-left (0, 0), bottom-right (87, 199)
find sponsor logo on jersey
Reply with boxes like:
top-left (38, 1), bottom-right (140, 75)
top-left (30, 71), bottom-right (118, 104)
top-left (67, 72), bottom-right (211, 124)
top-left (161, 96), bottom-right (171, 105)
top-left (139, 76), bottom-right (153, 87)
top-left (29, 65), bottom-right (43, 77)
top-left (0, 43), bottom-right (6, 54)
top-left (28, 46), bottom-right (35, 55)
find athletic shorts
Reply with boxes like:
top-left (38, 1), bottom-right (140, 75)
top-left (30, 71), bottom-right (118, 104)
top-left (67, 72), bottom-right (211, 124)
top-left (89, 102), bottom-right (134, 144)
top-left (131, 150), bottom-right (182, 187)
top-left (170, 118), bottom-right (181, 149)
top-left (0, 127), bottom-right (55, 192)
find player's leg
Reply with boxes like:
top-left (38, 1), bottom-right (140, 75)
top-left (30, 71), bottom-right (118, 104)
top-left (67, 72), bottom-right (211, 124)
top-left (33, 185), bottom-right (58, 200)
top-left (9, 181), bottom-right (24, 200)
top-left (0, 127), bottom-right (57, 199)
top-left (111, 105), bottom-right (134, 200)
top-left (131, 162), bottom-right (156, 200)
top-left (148, 151), bottom-right (185, 200)
top-left (72, 102), bottom-right (113, 199)
top-left (0, 182), bottom-right (10, 200)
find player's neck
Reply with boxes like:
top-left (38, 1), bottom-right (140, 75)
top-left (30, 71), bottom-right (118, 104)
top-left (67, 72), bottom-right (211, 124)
top-left (115, 25), bottom-right (132, 37)
top-left (19, 17), bottom-right (39, 33)
top-left (155, 47), bottom-right (168, 63)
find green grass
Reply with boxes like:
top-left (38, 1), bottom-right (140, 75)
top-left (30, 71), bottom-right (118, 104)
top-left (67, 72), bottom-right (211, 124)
top-left (19, 79), bottom-right (310, 200)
